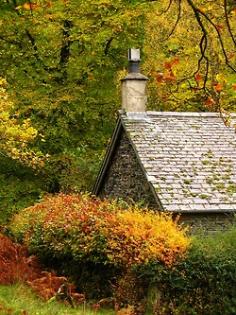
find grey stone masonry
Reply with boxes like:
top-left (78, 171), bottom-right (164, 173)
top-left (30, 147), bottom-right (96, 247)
top-left (121, 111), bottom-right (236, 213)
top-left (178, 213), bottom-right (235, 234)
top-left (100, 130), bottom-right (157, 208)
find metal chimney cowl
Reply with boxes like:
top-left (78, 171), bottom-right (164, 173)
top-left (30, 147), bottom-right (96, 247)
top-left (121, 48), bottom-right (148, 112)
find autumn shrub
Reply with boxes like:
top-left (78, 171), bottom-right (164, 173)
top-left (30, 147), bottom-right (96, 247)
top-left (0, 232), bottom-right (41, 285)
top-left (0, 233), bottom-right (84, 304)
top-left (10, 193), bottom-right (189, 299)
top-left (136, 226), bottom-right (236, 315)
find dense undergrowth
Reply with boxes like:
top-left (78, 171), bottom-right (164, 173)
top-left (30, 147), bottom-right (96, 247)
top-left (9, 193), bottom-right (189, 314)
top-left (0, 231), bottom-right (114, 314)
top-left (5, 193), bottom-right (236, 314)
top-left (0, 232), bottom-right (84, 305)
top-left (0, 284), bottom-right (114, 315)
top-left (136, 227), bottom-right (236, 315)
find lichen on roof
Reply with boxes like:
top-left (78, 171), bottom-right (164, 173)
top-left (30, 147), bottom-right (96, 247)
top-left (121, 111), bottom-right (236, 213)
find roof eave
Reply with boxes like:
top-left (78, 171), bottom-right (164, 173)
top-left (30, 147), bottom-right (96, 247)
top-left (93, 117), bottom-right (123, 195)
top-left (169, 209), bottom-right (236, 214)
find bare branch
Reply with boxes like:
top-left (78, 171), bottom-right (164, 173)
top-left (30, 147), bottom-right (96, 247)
top-left (224, 0), bottom-right (236, 48)
top-left (104, 37), bottom-right (114, 55)
top-left (192, 2), bottom-right (236, 73)
top-left (155, 0), bottom-right (173, 16)
top-left (166, 0), bottom-right (182, 39)
top-left (186, 0), bottom-right (209, 89)
top-left (25, 30), bottom-right (41, 62)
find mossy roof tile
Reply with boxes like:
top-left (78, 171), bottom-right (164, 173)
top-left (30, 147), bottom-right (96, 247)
top-left (121, 111), bottom-right (236, 212)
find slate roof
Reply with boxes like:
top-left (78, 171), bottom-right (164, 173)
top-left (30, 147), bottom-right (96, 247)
top-left (120, 111), bottom-right (236, 213)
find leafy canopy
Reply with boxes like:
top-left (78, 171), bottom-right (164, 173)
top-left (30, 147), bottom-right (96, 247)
top-left (0, 78), bottom-right (45, 169)
top-left (0, 0), bottom-right (235, 211)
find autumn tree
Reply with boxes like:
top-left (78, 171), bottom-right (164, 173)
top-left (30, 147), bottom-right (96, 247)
top-left (0, 0), bottom-right (235, 222)
top-left (0, 77), bottom-right (45, 168)
top-left (143, 0), bottom-right (236, 113)
top-left (0, 0), bottom-right (144, 193)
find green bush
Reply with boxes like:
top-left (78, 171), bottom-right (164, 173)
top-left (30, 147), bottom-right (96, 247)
top-left (0, 157), bottom-right (44, 225)
top-left (136, 226), bottom-right (236, 315)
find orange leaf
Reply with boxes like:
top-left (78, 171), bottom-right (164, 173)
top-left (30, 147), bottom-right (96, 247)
top-left (216, 24), bottom-right (224, 31)
top-left (164, 61), bottom-right (172, 70)
top-left (155, 72), bottom-right (164, 83)
top-left (46, 1), bottom-right (52, 8)
top-left (213, 83), bottom-right (223, 93)
top-left (232, 83), bottom-right (236, 91)
top-left (164, 58), bottom-right (179, 70)
top-left (198, 7), bottom-right (206, 13)
top-left (231, 8), bottom-right (236, 15)
top-left (22, 2), bottom-right (39, 10)
top-left (171, 57), bottom-right (180, 66)
top-left (204, 97), bottom-right (216, 107)
top-left (228, 52), bottom-right (235, 60)
top-left (194, 73), bottom-right (202, 82)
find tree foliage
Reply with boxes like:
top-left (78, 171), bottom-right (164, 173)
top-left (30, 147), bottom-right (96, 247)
top-left (0, 0), bottom-right (144, 202)
top-left (143, 0), bottom-right (236, 113)
top-left (0, 77), bottom-right (45, 168)
top-left (0, 0), bottom-right (236, 219)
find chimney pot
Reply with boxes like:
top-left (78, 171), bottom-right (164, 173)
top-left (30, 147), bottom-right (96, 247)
top-left (128, 48), bottom-right (140, 62)
top-left (121, 49), bottom-right (148, 112)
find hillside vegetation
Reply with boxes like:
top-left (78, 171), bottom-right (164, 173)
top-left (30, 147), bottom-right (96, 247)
top-left (0, 0), bottom-right (235, 220)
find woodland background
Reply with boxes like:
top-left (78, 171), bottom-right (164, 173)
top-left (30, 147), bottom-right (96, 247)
top-left (0, 0), bottom-right (236, 223)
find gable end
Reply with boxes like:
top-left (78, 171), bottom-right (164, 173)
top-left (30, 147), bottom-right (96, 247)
top-left (96, 127), bottom-right (159, 208)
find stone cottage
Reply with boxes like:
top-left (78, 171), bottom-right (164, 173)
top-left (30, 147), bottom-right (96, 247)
top-left (93, 49), bottom-right (236, 232)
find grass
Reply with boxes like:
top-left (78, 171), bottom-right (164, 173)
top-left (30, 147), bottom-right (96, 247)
top-left (0, 284), bottom-right (115, 315)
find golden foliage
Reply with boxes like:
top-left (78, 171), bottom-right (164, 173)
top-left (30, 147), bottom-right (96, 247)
top-left (10, 194), bottom-right (190, 268)
top-left (0, 78), bottom-right (47, 169)
top-left (143, 0), bottom-right (236, 112)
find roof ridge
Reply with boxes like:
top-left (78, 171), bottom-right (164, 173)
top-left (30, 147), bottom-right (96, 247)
top-left (147, 111), bottom-right (236, 118)
top-left (119, 110), bottom-right (236, 118)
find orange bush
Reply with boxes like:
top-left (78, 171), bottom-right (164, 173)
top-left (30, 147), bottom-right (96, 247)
top-left (0, 233), bottom-right (40, 284)
top-left (10, 193), bottom-right (190, 268)
top-left (28, 272), bottom-right (85, 304)
top-left (0, 233), bottom-right (84, 303)
top-left (104, 209), bottom-right (189, 266)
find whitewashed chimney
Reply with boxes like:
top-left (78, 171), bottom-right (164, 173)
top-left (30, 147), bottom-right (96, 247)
top-left (121, 48), bottom-right (148, 112)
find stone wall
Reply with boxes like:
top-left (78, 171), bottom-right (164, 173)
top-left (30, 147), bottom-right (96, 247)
top-left (178, 212), bottom-right (235, 234)
top-left (99, 130), bottom-right (157, 208)
top-left (99, 129), bottom-right (234, 233)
